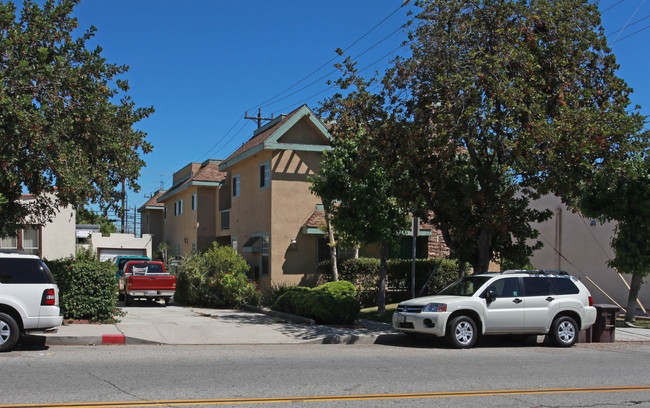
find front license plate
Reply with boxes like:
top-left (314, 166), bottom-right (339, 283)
top-left (145, 291), bottom-right (158, 296)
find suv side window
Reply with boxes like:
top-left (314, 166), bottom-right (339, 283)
top-left (550, 277), bottom-right (580, 295)
top-left (482, 277), bottom-right (520, 298)
top-left (523, 277), bottom-right (552, 296)
top-left (0, 258), bottom-right (54, 284)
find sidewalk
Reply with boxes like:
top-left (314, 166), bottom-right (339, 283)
top-left (32, 304), bottom-right (650, 347)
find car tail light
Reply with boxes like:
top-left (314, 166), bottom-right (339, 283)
top-left (588, 296), bottom-right (593, 307)
top-left (41, 288), bottom-right (56, 306)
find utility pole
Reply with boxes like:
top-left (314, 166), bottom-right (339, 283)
top-left (245, 108), bottom-right (274, 128)
top-left (121, 180), bottom-right (126, 233)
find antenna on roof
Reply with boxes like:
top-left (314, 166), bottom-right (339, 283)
top-left (245, 108), bottom-right (274, 128)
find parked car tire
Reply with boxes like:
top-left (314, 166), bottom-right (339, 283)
top-left (0, 312), bottom-right (20, 352)
top-left (125, 294), bottom-right (133, 306)
top-left (446, 316), bottom-right (478, 349)
top-left (163, 296), bottom-right (173, 306)
top-left (550, 316), bottom-right (578, 347)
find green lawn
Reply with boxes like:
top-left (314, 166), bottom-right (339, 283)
top-left (358, 304), bottom-right (398, 324)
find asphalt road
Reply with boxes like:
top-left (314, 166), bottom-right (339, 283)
top-left (2, 341), bottom-right (650, 407)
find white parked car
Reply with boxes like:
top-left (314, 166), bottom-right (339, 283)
top-left (393, 270), bottom-right (597, 348)
top-left (0, 250), bottom-right (63, 351)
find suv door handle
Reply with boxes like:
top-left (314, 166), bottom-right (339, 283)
top-left (546, 297), bottom-right (555, 302)
top-left (513, 298), bottom-right (523, 304)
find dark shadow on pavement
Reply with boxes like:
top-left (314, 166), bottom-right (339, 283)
top-left (15, 335), bottom-right (50, 351)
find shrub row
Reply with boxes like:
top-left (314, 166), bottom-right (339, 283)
top-left (271, 281), bottom-right (360, 325)
top-left (173, 243), bottom-right (261, 308)
top-left (318, 257), bottom-right (462, 306)
top-left (47, 250), bottom-right (120, 322)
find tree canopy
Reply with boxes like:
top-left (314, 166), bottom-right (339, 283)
top-left (321, 0), bottom-right (648, 273)
top-left (579, 156), bottom-right (650, 321)
top-left (0, 0), bottom-right (154, 236)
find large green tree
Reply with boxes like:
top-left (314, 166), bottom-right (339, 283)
top-left (0, 0), bottom-right (154, 236)
top-left (76, 206), bottom-right (117, 236)
top-left (327, 0), bottom-right (648, 273)
top-left (579, 156), bottom-right (650, 323)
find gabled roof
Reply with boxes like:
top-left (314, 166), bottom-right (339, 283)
top-left (219, 104), bottom-right (332, 171)
top-left (158, 160), bottom-right (226, 202)
top-left (138, 190), bottom-right (167, 212)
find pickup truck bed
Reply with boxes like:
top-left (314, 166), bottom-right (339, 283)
top-left (119, 261), bottom-right (176, 306)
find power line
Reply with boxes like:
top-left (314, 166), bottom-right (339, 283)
top-left (610, 0), bottom-right (646, 43)
top-left (602, 0), bottom-right (626, 13)
top-left (247, 3), bottom-right (408, 112)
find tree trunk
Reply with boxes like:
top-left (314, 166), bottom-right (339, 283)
top-left (476, 227), bottom-right (491, 273)
top-left (353, 246), bottom-right (359, 259)
top-left (377, 241), bottom-right (389, 312)
top-left (326, 212), bottom-right (339, 282)
top-left (625, 273), bottom-right (643, 323)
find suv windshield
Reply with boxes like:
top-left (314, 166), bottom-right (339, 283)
top-left (437, 276), bottom-right (492, 296)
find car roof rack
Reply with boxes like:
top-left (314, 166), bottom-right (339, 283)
top-left (502, 269), bottom-right (569, 275)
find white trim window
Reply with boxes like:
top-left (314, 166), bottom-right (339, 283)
top-left (232, 174), bottom-right (241, 198)
top-left (174, 199), bottom-right (183, 216)
top-left (22, 228), bottom-right (39, 255)
top-left (259, 161), bottom-right (270, 189)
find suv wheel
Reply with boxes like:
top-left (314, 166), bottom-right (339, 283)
top-left (446, 316), bottom-right (478, 349)
top-left (0, 312), bottom-right (19, 352)
top-left (550, 316), bottom-right (578, 347)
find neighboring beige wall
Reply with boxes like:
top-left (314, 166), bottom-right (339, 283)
top-left (90, 232), bottom-right (153, 261)
top-left (227, 150), bottom-right (273, 281)
top-left (529, 194), bottom-right (649, 311)
top-left (162, 186), bottom-right (199, 257)
top-left (41, 204), bottom-right (76, 260)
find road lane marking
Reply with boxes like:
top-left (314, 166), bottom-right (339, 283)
top-left (3, 386), bottom-right (650, 407)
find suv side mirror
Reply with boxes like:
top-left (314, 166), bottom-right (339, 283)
top-left (486, 289), bottom-right (497, 303)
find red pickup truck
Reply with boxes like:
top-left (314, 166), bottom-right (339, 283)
top-left (119, 261), bottom-right (176, 306)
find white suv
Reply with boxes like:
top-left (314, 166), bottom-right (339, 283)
top-left (0, 250), bottom-right (63, 351)
top-left (393, 270), bottom-right (597, 348)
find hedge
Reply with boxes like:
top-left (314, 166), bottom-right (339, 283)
top-left (271, 281), bottom-right (360, 325)
top-left (318, 257), bottom-right (462, 306)
top-left (47, 256), bottom-right (119, 322)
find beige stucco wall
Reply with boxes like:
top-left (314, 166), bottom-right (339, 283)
top-left (226, 150), bottom-right (273, 281)
top-left (140, 209), bottom-right (164, 254)
top-left (162, 186), bottom-right (200, 257)
top-left (270, 149), bottom-right (323, 287)
top-left (529, 194), bottom-right (649, 312)
top-left (41, 203), bottom-right (76, 260)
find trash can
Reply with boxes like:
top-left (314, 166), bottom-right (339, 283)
top-left (591, 304), bottom-right (619, 342)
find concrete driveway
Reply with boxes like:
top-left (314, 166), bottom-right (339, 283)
top-left (40, 301), bottom-right (396, 346)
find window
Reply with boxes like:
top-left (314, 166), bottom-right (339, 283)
top-left (22, 228), bottom-right (39, 255)
top-left (259, 161), bottom-right (270, 189)
top-left (232, 174), bottom-right (240, 198)
top-left (164, 206), bottom-right (167, 220)
top-left (523, 277), bottom-right (552, 296)
top-left (231, 237), bottom-right (238, 252)
top-left (221, 210), bottom-right (230, 230)
top-left (173, 243), bottom-right (182, 258)
top-left (174, 200), bottom-right (183, 216)
top-left (191, 242), bottom-right (197, 253)
top-left (550, 277), bottom-right (579, 295)
top-left (1, 235), bottom-right (18, 249)
top-left (191, 193), bottom-right (197, 211)
top-left (261, 235), bottom-right (270, 276)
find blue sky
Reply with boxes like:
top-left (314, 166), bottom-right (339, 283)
top-left (69, 0), bottom-right (650, 220)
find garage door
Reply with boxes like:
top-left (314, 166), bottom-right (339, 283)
top-left (98, 248), bottom-right (146, 262)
